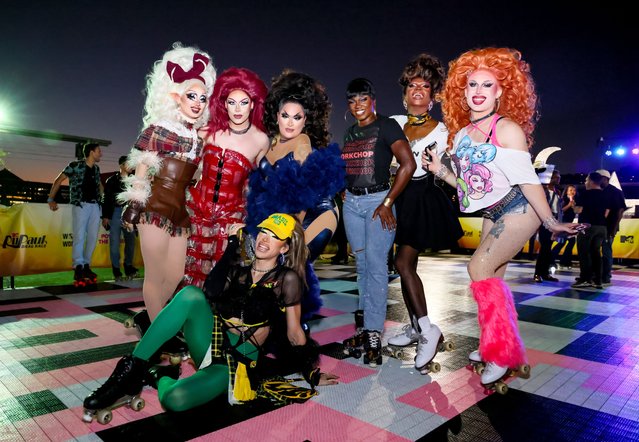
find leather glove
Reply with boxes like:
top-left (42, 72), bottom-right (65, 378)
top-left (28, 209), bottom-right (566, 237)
top-left (122, 200), bottom-right (144, 225)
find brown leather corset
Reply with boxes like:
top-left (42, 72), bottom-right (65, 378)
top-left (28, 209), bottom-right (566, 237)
top-left (145, 157), bottom-right (198, 229)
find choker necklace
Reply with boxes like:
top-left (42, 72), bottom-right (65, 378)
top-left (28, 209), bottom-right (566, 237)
top-left (251, 262), bottom-right (277, 273)
top-left (470, 110), bottom-right (496, 125)
top-left (229, 121), bottom-right (251, 135)
top-left (407, 113), bottom-right (432, 126)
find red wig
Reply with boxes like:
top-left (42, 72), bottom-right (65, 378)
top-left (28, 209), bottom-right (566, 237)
top-left (441, 48), bottom-right (538, 150)
top-left (203, 67), bottom-right (268, 137)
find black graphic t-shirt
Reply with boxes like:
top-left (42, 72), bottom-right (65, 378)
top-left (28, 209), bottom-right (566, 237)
top-left (342, 115), bottom-right (406, 188)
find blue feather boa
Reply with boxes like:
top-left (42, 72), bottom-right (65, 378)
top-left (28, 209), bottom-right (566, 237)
top-left (246, 143), bottom-right (345, 235)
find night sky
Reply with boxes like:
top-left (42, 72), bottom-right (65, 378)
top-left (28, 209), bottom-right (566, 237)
top-left (0, 1), bottom-right (636, 182)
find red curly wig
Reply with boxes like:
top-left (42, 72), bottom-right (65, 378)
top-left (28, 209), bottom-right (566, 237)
top-left (203, 67), bottom-right (268, 138)
top-left (441, 48), bottom-right (538, 150)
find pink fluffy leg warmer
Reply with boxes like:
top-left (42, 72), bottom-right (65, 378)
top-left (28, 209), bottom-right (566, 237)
top-left (471, 278), bottom-right (527, 368)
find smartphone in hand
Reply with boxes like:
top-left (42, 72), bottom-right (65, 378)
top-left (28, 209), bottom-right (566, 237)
top-left (423, 141), bottom-right (437, 162)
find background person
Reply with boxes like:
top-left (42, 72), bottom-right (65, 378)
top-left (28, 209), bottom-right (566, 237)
top-left (596, 169), bottom-right (628, 285)
top-left (102, 155), bottom-right (137, 280)
top-left (48, 142), bottom-right (103, 285)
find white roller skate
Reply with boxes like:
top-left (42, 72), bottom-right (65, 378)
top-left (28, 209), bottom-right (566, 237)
top-left (413, 317), bottom-right (454, 374)
top-left (479, 361), bottom-right (531, 395)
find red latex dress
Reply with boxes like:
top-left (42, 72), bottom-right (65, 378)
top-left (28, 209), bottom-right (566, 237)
top-left (183, 145), bottom-right (253, 288)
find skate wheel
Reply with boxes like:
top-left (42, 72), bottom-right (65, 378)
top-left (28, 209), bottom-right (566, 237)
top-left (443, 341), bottom-right (455, 352)
top-left (352, 349), bottom-right (362, 359)
top-left (123, 318), bottom-right (134, 328)
top-left (429, 361), bottom-right (441, 373)
top-left (476, 364), bottom-right (485, 375)
top-left (519, 364), bottom-right (531, 379)
top-left (82, 410), bottom-right (94, 423)
top-left (130, 396), bottom-right (145, 411)
top-left (169, 355), bottom-right (182, 366)
top-left (96, 409), bottom-right (112, 425)
top-left (495, 382), bottom-right (508, 395)
top-left (394, 349), bottom-right (404, 359)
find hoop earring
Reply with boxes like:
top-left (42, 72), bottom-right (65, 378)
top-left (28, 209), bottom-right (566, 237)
top-left (402, 100), bottom-right (407, 110)
top-left (344, 109), bottom-right (352, 122)
top-left (428, 101), bottom-right (433, 112)
top-left (278, 253), bottom-right (285, 265)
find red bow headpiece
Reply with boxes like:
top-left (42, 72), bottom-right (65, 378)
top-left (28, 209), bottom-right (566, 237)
top-left (166, 53), bottom-right (210, 85)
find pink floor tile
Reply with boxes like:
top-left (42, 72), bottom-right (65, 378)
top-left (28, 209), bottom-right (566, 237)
top-left (205, 401), bottom-right (410, 442)
top-left (33, 413), bottom-right (74, 441)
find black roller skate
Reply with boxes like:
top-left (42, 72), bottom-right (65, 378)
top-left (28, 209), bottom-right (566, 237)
top-left (124, 264), bottom-right (140, 280)
top-left (73, 265), bottom-right (86, 287)
top-left (364, 330), bottom-right (383, 367)
top-left (113, 266), bottom-right (124, 282)
top-left (123, 310), bottom-right (189, 365)
top-left (82, 355), bottom-right (148, 424)
top-left (83, 264), bottom-right (98, 286)
top-left (342, 310), bottom-right (365, 359)
top-left (123, 309), bottom-right (151, 335)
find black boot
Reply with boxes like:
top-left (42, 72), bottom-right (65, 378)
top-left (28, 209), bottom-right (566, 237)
top-left (146, 364), bottom-right (181, 389)
top-left (83, 355), bottom-right (149, 410)
top-left (113, 266), bottom-right (123, 281)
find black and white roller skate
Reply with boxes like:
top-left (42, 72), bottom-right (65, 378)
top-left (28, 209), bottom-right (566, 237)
top-left (363, 330), bottom-right (383, 367)
top-left (342, 310), bottom-right (365, 359)
top-left (82, 355), bottom-right (148, 424)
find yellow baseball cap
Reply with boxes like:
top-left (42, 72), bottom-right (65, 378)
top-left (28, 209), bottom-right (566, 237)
top-left (257, 213), bottom-right (296, 240)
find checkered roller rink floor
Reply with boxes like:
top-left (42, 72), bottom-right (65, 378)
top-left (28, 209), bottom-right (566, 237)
top-left (1, 254), bottom-right (639, 441)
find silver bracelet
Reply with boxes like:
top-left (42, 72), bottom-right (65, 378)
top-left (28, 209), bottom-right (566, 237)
top-left (542, 216), bottom-right (559, 230)
top-left (435, 165), bottom-right (449, 179)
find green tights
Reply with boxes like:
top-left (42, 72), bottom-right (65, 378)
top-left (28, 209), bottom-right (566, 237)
top-left (132, 285), bottom-right (257, 412)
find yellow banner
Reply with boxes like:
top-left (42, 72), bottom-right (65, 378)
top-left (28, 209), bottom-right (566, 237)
top-left (1, 203), bottom-right (143, 276)
top-left (458, 217), bottom-right (639, 259)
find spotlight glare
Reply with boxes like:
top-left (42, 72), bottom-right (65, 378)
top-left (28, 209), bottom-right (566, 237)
top-left (632, 148), bottom-right (639, 155)
top-left (605, 149), bottom-right (613, 156)
top-left (615, 147), bottom-right (626, 156)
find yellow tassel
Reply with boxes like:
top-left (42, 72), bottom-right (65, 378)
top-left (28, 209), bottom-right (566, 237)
top-left (233, 362), bottom-right (256, 401)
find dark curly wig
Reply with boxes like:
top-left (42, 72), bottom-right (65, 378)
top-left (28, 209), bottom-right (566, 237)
top-left (398, 53), bottom-right (446, 98)
top-left (264, 70), bottom-right (331, 147)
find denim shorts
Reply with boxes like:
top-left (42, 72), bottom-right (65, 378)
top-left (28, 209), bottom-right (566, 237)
top-left (482, 186), bottom-right (529, 222)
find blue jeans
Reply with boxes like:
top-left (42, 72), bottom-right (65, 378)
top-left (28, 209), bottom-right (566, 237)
top-left (343, 191), bottom-right (396, 332)
top-left (71, 203), bottom-right (101, 267)
top-left (110, 206), bottom-right (136, 268)
top-left (601, 235), bottom-right (613, 282)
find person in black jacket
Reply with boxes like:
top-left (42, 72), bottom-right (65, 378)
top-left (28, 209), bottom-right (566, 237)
top-left (102, 155), bottom-right (137, 280)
